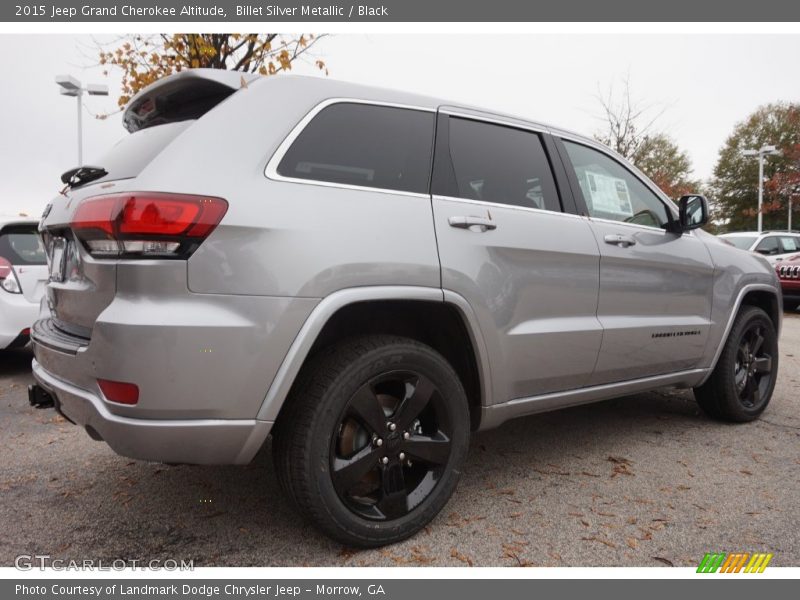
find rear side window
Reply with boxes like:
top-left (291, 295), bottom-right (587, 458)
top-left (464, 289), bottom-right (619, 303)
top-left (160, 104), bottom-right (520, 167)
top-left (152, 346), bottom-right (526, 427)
top-left (277, 103), bottom-right (435, 194)
top-left (780, 236), bottom-right (799, 253)
top-left (0, 225), bottom-right (46, 265)
top-left (434, 117), bottom-right (560, 212)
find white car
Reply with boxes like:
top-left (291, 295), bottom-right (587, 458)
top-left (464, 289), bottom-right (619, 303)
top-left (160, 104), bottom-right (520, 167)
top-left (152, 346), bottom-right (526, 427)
top-left (0, 218), bottom-right (48, 349)
top-left (719, 231), bottom-right (800, 265)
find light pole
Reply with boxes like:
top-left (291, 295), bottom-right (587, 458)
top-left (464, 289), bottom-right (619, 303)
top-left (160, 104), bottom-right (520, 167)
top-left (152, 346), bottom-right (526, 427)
top-left (742, 145), bottom-right (781, 233)
top-left (790, 185), bottom-right (800, 232)
top-left (55, 75), bottom-right (109, 166)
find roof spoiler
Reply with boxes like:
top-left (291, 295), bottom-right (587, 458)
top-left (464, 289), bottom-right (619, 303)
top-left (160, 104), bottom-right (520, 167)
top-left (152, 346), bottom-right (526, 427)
top-left (122, 69), bottom-right (260, 133)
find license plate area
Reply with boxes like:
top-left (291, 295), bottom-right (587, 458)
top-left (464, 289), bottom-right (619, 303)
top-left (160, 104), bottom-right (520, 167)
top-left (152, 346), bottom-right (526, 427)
top-left (48, 237), bottom-right (67, 282)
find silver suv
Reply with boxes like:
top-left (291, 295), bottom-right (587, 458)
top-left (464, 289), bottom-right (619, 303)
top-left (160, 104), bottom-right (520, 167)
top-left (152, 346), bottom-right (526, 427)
top-left (31, 72), bottom-right (782, 547)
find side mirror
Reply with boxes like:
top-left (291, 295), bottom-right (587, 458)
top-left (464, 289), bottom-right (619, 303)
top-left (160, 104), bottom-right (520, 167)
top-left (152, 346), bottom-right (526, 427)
top-left (677, 194), bottom-right (709, 232)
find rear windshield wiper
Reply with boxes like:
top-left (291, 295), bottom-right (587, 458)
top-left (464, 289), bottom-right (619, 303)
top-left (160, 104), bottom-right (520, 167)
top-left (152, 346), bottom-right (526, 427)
top-left (60, 165), bottom-right (108, 189)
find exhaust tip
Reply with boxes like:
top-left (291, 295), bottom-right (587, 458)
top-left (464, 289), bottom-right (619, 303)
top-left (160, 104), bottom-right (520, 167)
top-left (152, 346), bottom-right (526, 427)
top-left (27, 384), bottom-right (55, 409)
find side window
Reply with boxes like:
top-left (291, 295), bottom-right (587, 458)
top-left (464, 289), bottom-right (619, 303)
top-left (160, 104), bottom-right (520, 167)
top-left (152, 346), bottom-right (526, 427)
top-left (779, 236), bottom-right (799, 253)
top-left (277, 103), bottom-right (434, 194)
top-left (434, 117), bottom-right (561, 212)
top-left (562, 141), bottom-right (671, 228)
top-left (755, 236), bottom-right (780, 255)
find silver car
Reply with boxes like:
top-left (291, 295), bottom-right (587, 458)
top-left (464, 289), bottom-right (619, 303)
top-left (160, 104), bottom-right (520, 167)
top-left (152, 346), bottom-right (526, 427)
top-left (31, 71), bottom-right (782, 547)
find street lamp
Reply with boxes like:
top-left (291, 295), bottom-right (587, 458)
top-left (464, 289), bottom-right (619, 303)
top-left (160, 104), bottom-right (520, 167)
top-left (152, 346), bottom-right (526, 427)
top-left (55, 75), bottom-right (109, 166)
top-left (790, 185), bottom-right (800, 232)
top-left (742, 145), bottom-right (781, 233)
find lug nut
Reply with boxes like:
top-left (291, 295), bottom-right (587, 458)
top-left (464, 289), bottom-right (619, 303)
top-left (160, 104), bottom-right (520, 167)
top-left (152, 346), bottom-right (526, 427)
top-left (399, 452), bottom-right (406, 461)
top-left (403, 432), bottom-right (410, 440)
top-left (381, 457), bottom-right (389, 465)
top-left (375, 438), bottom-right (383, 447)
top-left (388, 422), bottom-right (397, 431)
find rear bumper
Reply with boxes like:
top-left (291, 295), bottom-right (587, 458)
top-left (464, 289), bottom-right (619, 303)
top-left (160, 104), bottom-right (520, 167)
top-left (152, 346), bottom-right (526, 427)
top-left (32, 359), bottom-right (271, 464)
top-left (28, 263), bottom-right (319, 463)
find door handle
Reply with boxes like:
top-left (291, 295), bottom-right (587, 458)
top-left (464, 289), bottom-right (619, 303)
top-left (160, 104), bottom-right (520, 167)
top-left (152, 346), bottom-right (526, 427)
top-left (604, 233), bottom-right (636, 247)
top-left (448, 216), bottom-right (497, 232)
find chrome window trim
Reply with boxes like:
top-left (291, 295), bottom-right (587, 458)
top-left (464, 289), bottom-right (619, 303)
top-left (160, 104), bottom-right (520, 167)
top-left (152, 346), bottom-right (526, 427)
top-left (433, 194), bottom-right (585, 221)
top-left (586, 215), bottom-right (696, 237)
top-left (439, 108), bottom-right (549, 135)
top-left (265, 97), bottom-right (435, 199)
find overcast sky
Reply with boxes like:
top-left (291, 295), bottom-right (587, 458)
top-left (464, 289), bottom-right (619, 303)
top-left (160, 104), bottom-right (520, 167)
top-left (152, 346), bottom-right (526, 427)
top-left (1, 33), bottom-right (798, 216)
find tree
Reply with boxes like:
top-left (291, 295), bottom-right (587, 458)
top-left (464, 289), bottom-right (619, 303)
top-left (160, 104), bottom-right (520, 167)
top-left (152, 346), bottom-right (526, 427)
top-left (593, 78), bottom-right (698, 200)
top-left (709, 103), bottom-right (800, 232)
top-left (98, 34), bottom-right (328, 107)
top-left (594, 77), bottom-right (665, 161)
top-left (630, 134), bottom-right (701, 200)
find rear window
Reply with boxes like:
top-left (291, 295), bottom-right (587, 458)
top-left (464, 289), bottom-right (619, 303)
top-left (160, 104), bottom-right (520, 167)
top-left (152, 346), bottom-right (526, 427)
top-left (79, 121), bottom-right (192, 188)
top-left (0, 225), bottom-right (46, 265)
top-left (277, 103), bottom-right (435, 194)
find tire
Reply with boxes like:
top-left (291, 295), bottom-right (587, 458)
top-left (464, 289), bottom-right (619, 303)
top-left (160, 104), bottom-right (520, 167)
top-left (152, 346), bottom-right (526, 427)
top-left (271, 335), bottom-right (470, 547)
top-left (694, 306), bottom-right (778, 422)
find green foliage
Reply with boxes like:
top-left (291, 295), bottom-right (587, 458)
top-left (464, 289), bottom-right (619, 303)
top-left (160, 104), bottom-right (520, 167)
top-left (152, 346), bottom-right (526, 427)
top-left (710, 103), bottom-right (800, 232)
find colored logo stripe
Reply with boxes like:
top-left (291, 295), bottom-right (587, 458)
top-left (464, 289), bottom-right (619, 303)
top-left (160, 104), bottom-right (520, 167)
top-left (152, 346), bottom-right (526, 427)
top-left (720, 553), bottom-right (750, 573)
top-left (697, 552), bottom-right (773, 573)
top-left (744, 553), bottom-right (773, 573)
top-left (697, 553), bottom-right (726, 573)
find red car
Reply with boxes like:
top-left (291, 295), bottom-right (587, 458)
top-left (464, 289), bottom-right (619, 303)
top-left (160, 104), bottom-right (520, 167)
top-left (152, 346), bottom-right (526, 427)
top-left (776, 254), bottom-right (800, 310)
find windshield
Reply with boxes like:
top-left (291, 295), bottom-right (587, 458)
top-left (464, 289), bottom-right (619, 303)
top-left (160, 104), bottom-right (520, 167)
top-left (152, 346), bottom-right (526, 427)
top-left (721, 235), bottom-right (757, 250)
top-left (0, 225), bottom-right (46, 265)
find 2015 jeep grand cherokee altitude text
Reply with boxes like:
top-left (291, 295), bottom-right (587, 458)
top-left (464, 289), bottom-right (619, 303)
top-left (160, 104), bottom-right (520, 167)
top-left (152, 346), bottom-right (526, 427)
top-left (30, 71), bottom-right (782, 547)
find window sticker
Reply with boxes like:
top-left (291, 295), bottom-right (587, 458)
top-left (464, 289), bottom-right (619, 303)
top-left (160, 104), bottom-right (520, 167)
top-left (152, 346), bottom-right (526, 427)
top-left (582, 170), bottom-right (634, 217)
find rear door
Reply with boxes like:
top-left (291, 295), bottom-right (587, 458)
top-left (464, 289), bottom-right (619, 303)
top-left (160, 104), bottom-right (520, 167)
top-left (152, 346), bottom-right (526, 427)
top-left (431, 111), bottom-right (602, 403)
top-left (556, 137), bottom-right (715, 385)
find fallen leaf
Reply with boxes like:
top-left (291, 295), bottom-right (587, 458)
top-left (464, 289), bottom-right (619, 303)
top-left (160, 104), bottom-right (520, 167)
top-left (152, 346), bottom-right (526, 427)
top-left (451, 548), bottom-right (473, 566)
top-left (581, 535), bottom-right (617, 549)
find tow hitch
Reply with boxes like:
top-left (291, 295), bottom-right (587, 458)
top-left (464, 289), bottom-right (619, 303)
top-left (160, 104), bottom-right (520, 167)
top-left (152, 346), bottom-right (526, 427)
top-left (28, 384), bottom-right (55, 409)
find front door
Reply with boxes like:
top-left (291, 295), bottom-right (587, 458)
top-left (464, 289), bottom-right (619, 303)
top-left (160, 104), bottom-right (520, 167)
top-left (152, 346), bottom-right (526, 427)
top-left (557, 138), bottom-right (715, 385)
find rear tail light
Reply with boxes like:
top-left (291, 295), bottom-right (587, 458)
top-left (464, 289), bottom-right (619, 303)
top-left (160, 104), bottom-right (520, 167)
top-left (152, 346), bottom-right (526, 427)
top-left (0, 257), bottom-right (22, 293)
top-left (71, 193), bottom-right (228, 259)
top-left (97, 378), bottom-right (139, 405)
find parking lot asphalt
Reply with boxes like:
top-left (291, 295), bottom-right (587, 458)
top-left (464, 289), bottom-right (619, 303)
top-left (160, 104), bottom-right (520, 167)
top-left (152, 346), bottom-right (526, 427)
top-left (1, 313), bottom-right (799, 568)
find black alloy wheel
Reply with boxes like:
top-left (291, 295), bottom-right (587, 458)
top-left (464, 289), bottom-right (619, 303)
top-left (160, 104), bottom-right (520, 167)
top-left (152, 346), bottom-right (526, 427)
top-left (331, 370), bottom-right (453, 521)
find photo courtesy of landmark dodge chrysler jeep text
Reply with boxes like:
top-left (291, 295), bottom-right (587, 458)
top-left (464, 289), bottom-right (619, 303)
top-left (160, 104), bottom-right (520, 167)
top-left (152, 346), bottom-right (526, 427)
top-left (29, 71), bottom-right (782, 547)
